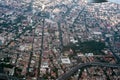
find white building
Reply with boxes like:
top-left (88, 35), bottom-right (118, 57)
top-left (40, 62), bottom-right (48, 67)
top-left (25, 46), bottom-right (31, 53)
top-left (61, 57), bottom-right (71, 64)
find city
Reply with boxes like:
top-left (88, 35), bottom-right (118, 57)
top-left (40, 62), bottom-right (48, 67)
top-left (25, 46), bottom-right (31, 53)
top-left (0, 0), bottom-right (120, 80)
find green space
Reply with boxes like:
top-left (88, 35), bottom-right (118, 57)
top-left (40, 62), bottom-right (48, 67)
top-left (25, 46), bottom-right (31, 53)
top-left (63, 40), bottom-right (106, 55)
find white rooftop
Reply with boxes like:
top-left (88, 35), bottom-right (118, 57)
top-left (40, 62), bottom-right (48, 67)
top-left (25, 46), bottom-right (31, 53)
top-left (61, 57), bottom-right (71, 64)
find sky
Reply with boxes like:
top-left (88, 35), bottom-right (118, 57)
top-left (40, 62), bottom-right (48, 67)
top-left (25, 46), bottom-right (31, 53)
top-left (108, 0), bottom-right (120, 4)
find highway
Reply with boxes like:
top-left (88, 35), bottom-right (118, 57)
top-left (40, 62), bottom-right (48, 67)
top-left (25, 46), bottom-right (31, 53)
top-left (57, 62), bottom-right (120, 80)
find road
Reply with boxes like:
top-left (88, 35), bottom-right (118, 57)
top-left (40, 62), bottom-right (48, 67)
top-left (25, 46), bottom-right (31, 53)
top-left (0, 3), bottom-right (23, 12)
top-left (57, 22), bottom-right (63, 51)
top-left (70, 6), bottom-right (86, 38)
top-left (107, 41), bottom-right (120, 64)
top-left (57, 62), bottom-right (120, 80)
top-left (26, 28), bottom-right (35, 76)
top-left (37, 18), bottom-right (45, 80)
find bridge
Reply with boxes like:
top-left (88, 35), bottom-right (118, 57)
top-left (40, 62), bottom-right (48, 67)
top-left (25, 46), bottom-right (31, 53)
top-left (57, 62), bottom-right (120, 80)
